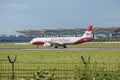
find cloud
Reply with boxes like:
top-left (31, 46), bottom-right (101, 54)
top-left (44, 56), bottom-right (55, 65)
top-left (0, 2), bottom-right (30, 11)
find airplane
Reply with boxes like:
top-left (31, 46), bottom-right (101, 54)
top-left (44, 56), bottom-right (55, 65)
top-left (30, 25), bottom-right (94, 48)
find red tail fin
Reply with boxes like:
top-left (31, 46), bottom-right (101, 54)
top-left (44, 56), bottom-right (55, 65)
top-left (86, 25), bottom-right (93, 31)
top-left (82, 25), bottom-right (93, 37)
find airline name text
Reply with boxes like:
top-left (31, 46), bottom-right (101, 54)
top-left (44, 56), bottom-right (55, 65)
top-left (51, 38), bottom-right (70, 42)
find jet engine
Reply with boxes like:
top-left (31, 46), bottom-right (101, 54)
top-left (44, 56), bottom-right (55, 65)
top-left (43, 42), bottom-right (52, 47)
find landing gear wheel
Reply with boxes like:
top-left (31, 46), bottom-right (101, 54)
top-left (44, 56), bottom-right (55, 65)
top-left (63, 45), bottom-right (67, 48)
top-left (55, 46), bottom-right (58, 48)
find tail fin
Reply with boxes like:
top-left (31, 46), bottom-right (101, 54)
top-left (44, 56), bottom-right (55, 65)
top-left (82, 25), bottom-right (93, 37)
top-left (86, 25), bottom-right (93, 32)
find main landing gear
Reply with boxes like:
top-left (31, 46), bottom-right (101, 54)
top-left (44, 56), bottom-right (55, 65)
top-left (55, 46), bottom-right (58, 48)
top-left (54, 44), bottom-right (58, 48)
top-left (54, 44), bottom-right (67, 48)
top-left (63, 45), bottom-right (67, 48)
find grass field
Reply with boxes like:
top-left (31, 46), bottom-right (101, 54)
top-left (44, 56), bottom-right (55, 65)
top-left (0, 42), bottom-right (120, 63)
top-left (0, 50), bottom-right (120, 64)
top-left (0, 42), bottom-right (120, 79)
top-left (0, 42), bottom-right (120, 48)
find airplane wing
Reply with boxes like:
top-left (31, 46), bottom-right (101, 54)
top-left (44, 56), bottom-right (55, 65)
top-left (43, 41), bottom-right (65, 47)
top-left (51, 41), bottom-right (64, 46)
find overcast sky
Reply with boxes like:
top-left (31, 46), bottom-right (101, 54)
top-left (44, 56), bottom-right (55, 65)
top-left (0, 0), bottom-right (120, 35)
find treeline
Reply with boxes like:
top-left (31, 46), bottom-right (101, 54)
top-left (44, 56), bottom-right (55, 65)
top-left (93, 38), bottom-right (120, 42)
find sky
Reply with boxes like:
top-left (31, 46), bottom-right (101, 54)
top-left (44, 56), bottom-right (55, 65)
top-left (0, 0), bottom-right (120, 35)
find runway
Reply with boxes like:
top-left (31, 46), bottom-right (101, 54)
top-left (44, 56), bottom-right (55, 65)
top-left (0, 47), bottom-right (120, 50)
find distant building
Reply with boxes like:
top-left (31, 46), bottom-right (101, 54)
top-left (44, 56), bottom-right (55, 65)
top-left (0, 34), bottom-right (32, 43)
top-left (0, 27), bottom-right (120, 42)
top-left (16, 27), bottom-right (120, 38)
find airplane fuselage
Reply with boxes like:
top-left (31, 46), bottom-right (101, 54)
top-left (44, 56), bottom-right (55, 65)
top-left (31, 36), bottom-right (93, 45)
top-left (30, 25), bottom-right (94, 48)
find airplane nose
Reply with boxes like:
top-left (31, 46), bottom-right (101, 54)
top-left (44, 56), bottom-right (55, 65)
top-left (30, 40), bottom-right (33, 44)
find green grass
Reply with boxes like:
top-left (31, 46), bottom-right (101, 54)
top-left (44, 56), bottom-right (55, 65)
top-left (0, 42), bottom-right (120, 79)
top-left (0, 50), bottom-right (120, 64)
top-left (0, 42), bottom-right (120, 63)
top-left (0, 42), bottom-right (120, 48)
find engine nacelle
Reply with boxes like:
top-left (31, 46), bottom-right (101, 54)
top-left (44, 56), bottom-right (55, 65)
top-left (43, 42), bottom-right (51, 47)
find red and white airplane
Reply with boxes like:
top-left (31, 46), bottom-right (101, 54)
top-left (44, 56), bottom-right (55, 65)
top-left (30, 25), bottom-right (94, 48)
